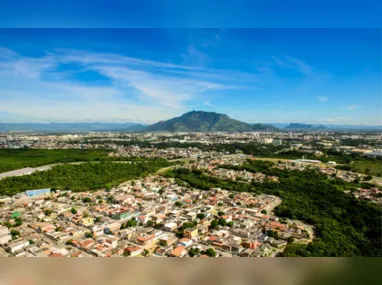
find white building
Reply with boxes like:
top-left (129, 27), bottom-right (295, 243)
top-left (258, 138), bottom-right (273, 144)
top-left (7, 240), bottom-right (30, 253)
top-left (273, 139), bottom-right (283, 146)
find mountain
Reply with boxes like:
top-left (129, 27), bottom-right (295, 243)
top-left (284, 123), bottom-right (326, 131)
top-left (0, 123), bottom-right (146, 133)
top-left (283, 123), bottom-right (381, 131)
top-left (146, 111), bottom-right (277, 132)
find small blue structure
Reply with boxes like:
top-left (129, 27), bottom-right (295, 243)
top-left (25, 188), bottom-right (51, 197)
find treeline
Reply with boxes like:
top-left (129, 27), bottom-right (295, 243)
top-left (166, 162), bottom-right (382, 257)
top-left (0, 149), bottom-right (153, 173)
top-left (0, 159), bottom-right (171, 196)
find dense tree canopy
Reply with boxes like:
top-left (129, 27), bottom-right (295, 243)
top-left (0, 159), bottom-right (171, 196)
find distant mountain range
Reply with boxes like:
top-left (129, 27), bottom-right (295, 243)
top-left (1, 112), bottom-right (380, 133)
top-left (146, 111), bottom-right (277, 132)
top-left (0, 122), bottom-right (147, 133)
top-left (275, 123), bottom-right (381, 131)
top-left (0, 111), bottom-right (276, 133)
top-left (284, 123), bottom-right (327, 131)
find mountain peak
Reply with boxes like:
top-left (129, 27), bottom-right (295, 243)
top-left (146, 111), bottom-right (276, 132)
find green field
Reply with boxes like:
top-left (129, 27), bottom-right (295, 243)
top-left (0, 149), bottom-right (131, 173)
top-left (352, 161), bottom-right (382, 176)
top-left (0, 159), bottom-right (171, 196)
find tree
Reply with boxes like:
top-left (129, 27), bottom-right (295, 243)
top-left (229, 194), bottom-right (235, 199)
top-left (82, 197), bottom-right (92, 203)
top-left (218, 202), bottom-right (223, 206)
top-left (142, 249), bottom-right (149, 256)
top-left (189, 247), bottom-right (200, 257)
top-left (267, 230), bottom-right (279, 239)
top-left (364, 175), bottom-right (373, 181)
top-left (126, 219), bottom-right (137, 227)
top-left (218, 218), bottom-right (227, 226)
top-left (287, 237), bottom-right (295, 243)
top-left (261, 210), bottom-right (267, 214)
top-left (10, 229), bottom-right (20, 238)
top-left (95, 216), bottom-right (102, 223)
top-left (85, 232), bottom-right (93, 239)
top-left (14, 217), bottom-right (22, 227)
top-left (197, 213), bottom-right (206, 220)
top-left (71, 208), bottom-right (77, 214)
top-left (146, 220), bottom-right (154, 227)
top-left (204, 248), bottom-right (216, 257)
top-left (227, 221), bottom-right (234, 227)
top-left (44, 209), bottom-right (53, 216)
top-left (210, 219), bottom-right (219, 229)
top-left (217, 211), bottom-right (224, 217)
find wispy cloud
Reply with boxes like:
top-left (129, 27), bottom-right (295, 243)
top-left (181, 45), bottom-right (209, 67)
top-left (0, 46), bottom-right (249, 122)
top-left (271, 54), bottom-right (312, 75)
top-left (344, 105), bottom-right (357, 110)
top-left (318, 96), bottom-right (329, 102)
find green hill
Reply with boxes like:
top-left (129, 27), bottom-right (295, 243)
top-left (146, 111), bottom-right (277, 132)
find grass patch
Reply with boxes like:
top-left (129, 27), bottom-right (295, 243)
top-left (0, 149), bottom-right (137, 173)
top-left (352, 161), bottom-right (382, 176)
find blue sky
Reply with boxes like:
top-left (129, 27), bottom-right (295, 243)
top-left (0, 29), bottom-right (381, 125)
top-left (1, 0), bottom-right (381, 28)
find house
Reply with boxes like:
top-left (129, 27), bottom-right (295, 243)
top-left (164, 222), bottom-right (178, 232)
top-left (0, 234), bottom-right (11, 245)
top-left (81, 217), bottom-right (94, 227)
top-left (184, 228), bottom-right (198, 239)
top-left (79, 238), bottom-right (96, 249)
top-left (0, 226), bottom-right (9, 236)
top-left (152, 213), bottom-right (166, 223)
top-left (242, 240), bottom-right (260, 249)
top-left (0, 226), bottom-right (11, 245)
top-left (158, 236), bottom-right (177, 246)
top-left (70, 251), bottom-right (85, 257)
top-left (7, 240), bottom-right (30, 253)
top-left (136, 234), bottom-right (155, 245)
top-left (104, 237), bottom-right (119, 249)
top-left (124, 246), bottom-right (142, 257)
top-left (186, 212), bottom-right (197, 221)
top-left (170, 246), bottom-right (187, 257)
top-left (178, 238), bottom-right (193, 247)
top-left (258, 233), bottom-right (268, 243)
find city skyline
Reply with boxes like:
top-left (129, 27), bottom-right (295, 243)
top-left (0, 29), bottom-right (380, 125)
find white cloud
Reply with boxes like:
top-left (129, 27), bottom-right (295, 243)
top-left (181, 46), bottom-right (209, 67)
top-left (318, 96), bottom-right (329, 102)
top-left (271, 54), bottom-right (312, 75)
top-left (345, 105), bottom-right (357, 110)
top-left (0, 46), bottom-right (247, 122)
